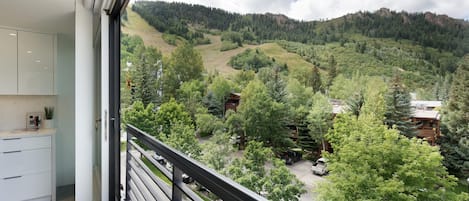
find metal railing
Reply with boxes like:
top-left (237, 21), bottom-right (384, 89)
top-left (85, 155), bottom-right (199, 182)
top-left (125, 124), bottom-right (267, 201)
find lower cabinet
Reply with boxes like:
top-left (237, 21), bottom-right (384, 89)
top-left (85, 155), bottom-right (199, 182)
top-left (0, 135), bottom-right (53, 201)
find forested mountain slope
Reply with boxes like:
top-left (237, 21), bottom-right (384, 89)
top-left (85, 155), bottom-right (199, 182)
top-left (124, 1), bottom-right (469, 96)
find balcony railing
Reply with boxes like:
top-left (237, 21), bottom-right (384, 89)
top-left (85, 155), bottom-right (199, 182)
top-left (125, 124), bottom-right (267, 201)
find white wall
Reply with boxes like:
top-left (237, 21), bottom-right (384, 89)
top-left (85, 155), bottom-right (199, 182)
top-left (75, 2), bottom-right (95, 200)
top-left (56, 33), bottom-right (75, 187)
top-left (0, 96), bottom-right (56, 131)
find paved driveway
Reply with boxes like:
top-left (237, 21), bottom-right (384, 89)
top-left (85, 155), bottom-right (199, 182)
top-left (287, 160), bottom-right (326, 201)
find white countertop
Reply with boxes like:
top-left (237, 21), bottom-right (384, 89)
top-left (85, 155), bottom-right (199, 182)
top-left (0, 128), bottom-right (56, 138)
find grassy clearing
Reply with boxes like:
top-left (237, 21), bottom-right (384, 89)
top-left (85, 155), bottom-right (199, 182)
top-left (122, 7), bottom-right (175, 55)
top-left (141, 157), bottom-right (172, 184)
top-left (258, 43), bottom-right (317, 72)
top-left (195, 34), bottom-right (257, 75)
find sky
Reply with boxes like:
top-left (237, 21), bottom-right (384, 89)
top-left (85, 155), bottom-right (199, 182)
top-left (154, 0), bottom-right (469, 21)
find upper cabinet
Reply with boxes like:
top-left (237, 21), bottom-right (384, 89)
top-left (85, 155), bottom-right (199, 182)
top-left (18, 31), bottom-right (55, 95)
top-left (0, 28), bottom-right (18, 94)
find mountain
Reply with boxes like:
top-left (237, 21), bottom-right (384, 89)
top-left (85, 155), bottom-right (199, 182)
top-left (123, 1), bottom-right (468, 97)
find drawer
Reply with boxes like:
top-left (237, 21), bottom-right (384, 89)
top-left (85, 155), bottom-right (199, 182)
top-left (0, 148), bottom-right (51, 178)
top-left (0, 171), bottom-right (51, 201)
top-left (0, 136), bottom-right (51, 152)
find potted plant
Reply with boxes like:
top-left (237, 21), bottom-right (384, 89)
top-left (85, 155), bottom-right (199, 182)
top-left (44, 106), bottom-right (54, 129)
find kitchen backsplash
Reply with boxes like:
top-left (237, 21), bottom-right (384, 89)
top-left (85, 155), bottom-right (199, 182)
top-left (0, 95), bottom-right (56, 130)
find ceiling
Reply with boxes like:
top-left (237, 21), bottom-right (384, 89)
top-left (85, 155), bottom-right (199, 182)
top-left (0, 0), bottom-right (75, 34)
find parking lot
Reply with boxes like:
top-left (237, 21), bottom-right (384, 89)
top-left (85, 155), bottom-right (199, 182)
top-left (287, 160), bottom-right (326, 201)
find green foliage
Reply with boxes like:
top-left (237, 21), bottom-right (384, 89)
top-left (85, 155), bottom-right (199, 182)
top-left (320, 114), bottom-right (469, 201)
top-left (201, 131), bottom-right (235, 171)
top-left (131, 45), bottom-right (163, 106)
top-left (226, 141), bottom-right (305, 200)
top-left (384, 73), bottom-right (416, 138)
top-left (221, 31), bottom-right (243, 47)
top-left (441, 55), bottom-right (469, 178)
top-left (132, 3), bottom-right (210, 44)
top-left (177, 80), bottom-right (206, 121)
top-left (285, 78), bottom-right (314, 152)
top-left (159, 121), bottom-right (201, 159)
top-left (229, 48), bottom-right (274, 72)
top-left (162, 32), bottom-right (179, 45)
top-left (206, 76), bottom-right (234, 117)
top-left (44, 107), bottom-right (54, 120)
top-left (238, 80), bottom-right (293, 151)
top-left (225, 110), bottom-right (245, 149)
top-left (233, 70), bottom-right (256, 90)
top-left (155, 98), bottom-right (192, 137)
top-left (195, 113), bottom-right (223, 137)
top-left (311, 66), bottom-right (322, 93)
top-left (163, 42), bottom-right (204, 100)
top-left (258, 67), bottom-right (287, 103)
top-left (220, 41), bottom-right (239, 51)
top-left (327, 55), bottom-right (338, 87)
top-left (123, 101), bottom-right (157, 136)
top-left (307, 93), bottom-right (333, 150)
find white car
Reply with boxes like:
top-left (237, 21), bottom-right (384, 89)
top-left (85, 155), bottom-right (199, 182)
top-left (312, 158), bottom-right (328, 176)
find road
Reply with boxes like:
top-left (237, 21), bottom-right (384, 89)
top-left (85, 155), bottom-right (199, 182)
top-left (287, 160), bottom-right (326, 201)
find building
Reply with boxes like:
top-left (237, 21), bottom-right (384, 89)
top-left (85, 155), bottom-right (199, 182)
top-left (0, 1), bottom-right (265, 201)
top-left (224, 92), bottom-right (241, 112)
top-left (411, 101), bottom-right (442, 145)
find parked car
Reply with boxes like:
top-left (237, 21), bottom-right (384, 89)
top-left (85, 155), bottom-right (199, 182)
top-left (311, 158), bottom-right (328, 176)
top-left (282, 148), bottom-right (303, 165)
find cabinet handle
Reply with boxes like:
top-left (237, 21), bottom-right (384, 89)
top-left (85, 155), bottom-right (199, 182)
top-left (3, 176), bottom-right (22, 180)
top-left (3, 138), bottom-right (21, 141)
top-left (3, 150), bottom-right (22, 154)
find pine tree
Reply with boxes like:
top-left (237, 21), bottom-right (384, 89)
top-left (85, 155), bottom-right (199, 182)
top-left (132, 46), bottom-right (162, 106)
top-left (384, 73), bottom-right (416, 138)
top-left (311, 66), bottom-right (322, 93)
top-left (440, 56), bottom-right (469, 178)
top-left (327, 55), bottom-right (337, 87)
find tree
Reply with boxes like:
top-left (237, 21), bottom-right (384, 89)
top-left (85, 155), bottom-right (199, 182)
top-left (131, 46), bottom-right (162, 106)
top-left (286, 78), bottom-right (314, 152)
top-left (238, 80), bottom-right (293, 151)
top-left (177, 80), bottom-right (205, 121)
top-left (327, 55), bottom-right (337, 87)
top-left (226, 141), bottom-right (305, 200)
top-left (159, 121), bottom-right (201, 159)
top-left (155, 98), bottom-right (192, 137)
top-left (311, 66), bottom-right (322, 93)
top-left (307, 93), bottom-right (333, 151)
top-left (195, 113), bottom-right (223, 137)
top-left (163, 42), bottom-right (204, 100)
top-left (441, 56), bottom-right (469, 178)
top-left (233, 70), bottom-right (256, 90)
top-left (122, 101), bottom-right (157, 136)
top-left (384, 73), bottom-right (416, 138)
top-left (200, 131), bottom-right (235, 171)
top-left (225, 110), bottom-right (246, 150)
top-left (319, 114), bottom-right (469, 201)
top-left (206, 76), bottom-right (234, 117)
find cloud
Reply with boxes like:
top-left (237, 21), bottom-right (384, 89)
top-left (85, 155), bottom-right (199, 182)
top-left (156, 0), bottom-right (469, 21)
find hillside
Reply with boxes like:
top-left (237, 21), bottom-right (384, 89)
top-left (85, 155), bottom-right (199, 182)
top-left (124, 1), bottom-right (468, 94)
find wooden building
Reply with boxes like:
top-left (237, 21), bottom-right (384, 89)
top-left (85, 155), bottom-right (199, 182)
top-left (410, 101), bottom-right (441, 145)
top-left (224, 92), bottom-right (241, 112)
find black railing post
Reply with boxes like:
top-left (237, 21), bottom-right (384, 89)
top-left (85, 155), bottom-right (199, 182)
top-left (172, 167), bottom-right (183, 201)
top-left (125, 132), bottom-right (132, 200)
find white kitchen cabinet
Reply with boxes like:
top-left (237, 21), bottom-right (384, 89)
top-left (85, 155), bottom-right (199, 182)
top-left (0, 28), bottom-right (18, 94)
top-left (18, 31), bottom-right (55, 95)
top-left (0, 134), bottom-right (54, 201)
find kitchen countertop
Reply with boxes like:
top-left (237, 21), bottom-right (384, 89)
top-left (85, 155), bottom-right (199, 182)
top-left (0, 128), bottom-right (56, 138)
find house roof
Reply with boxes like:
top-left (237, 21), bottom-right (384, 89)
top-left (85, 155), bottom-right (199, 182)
top-left (412, 110), bottom-right (440, 120)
